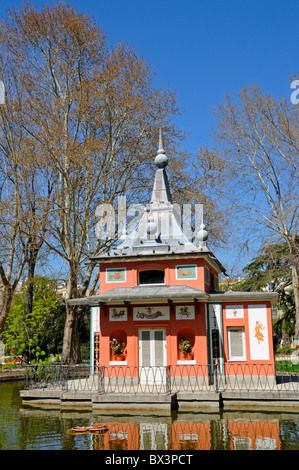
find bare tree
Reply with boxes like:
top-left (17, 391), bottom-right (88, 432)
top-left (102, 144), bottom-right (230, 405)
top-left (0, 20), bottom-right (56, 333)
top-left (0, 2), bottom-right (186, 362)
top-left (0, 1), bottom-right (228, 361)
top-left (0, 34), bottom-right (28, 331)
top-left (213, 84), bottom-right (299, 338)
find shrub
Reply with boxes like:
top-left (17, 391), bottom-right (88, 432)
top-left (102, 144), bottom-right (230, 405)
top-left (276, 345), bottom-right (295, 355)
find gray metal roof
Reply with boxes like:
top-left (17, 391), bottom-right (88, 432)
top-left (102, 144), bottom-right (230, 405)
top-left (208, 291), bottom-right (279, 302)
top-left (68, 284), bottom-right (209, 305)
top-left (68, 286), bottom-right (278, 306)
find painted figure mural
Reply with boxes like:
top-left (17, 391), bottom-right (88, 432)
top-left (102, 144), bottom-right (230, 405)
top-left (254, 321), bottom-right (265, 344)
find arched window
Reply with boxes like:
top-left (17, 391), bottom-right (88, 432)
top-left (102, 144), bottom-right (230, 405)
top-left (177, 327), bottom-right (195, 361)
top-left (109, 328), bottom-right (127, 361)
top-left (139, 269), bottom-right (165, 285)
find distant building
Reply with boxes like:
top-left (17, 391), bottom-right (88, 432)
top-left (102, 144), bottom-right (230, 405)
top-left (219, 278), bottom-right (243, 291)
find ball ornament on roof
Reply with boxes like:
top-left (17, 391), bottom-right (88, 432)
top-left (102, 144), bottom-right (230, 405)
top-left (146, 215), bottom-right (157, 235)
top-left (155, 128), bottom-right (168, 168)
top-left (196, 223), bottom-right (208, 249)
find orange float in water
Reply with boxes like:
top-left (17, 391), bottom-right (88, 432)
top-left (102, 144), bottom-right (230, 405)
top-left (71, 426), bottom-right (88, 433)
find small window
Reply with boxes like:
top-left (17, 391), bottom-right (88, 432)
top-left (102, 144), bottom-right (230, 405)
top-left (214, 276), bottom-right (219, 291)
top-left (204, 266), bottom-right (210, 285)
top-left (139, 269), bottom-right (165, 285)
top-left (228, 327), bottom-right (246, 361)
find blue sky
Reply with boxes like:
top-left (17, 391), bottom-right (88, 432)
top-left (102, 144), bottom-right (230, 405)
top-left (1, 0), bottom-right (298, 274)
top-left (1, 0), bottom-right (298, 153)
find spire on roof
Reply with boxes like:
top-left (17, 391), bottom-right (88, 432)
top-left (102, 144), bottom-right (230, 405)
top-left (154, 128), bottom-right (168, 169)
top-left (98, 129), bottom-right (211, 257)
top-left (151, 129), bottom-right (172, 204)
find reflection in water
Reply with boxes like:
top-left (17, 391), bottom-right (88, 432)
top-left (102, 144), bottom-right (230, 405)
top-left (1, 382), bottom-right (299, 450)
top-left (87, 416), bottom-right (281, 450)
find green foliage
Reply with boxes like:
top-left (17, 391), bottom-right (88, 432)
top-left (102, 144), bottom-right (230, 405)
top-left (275, 345), bottom-right (295, 355)
top-left (273, 289), bottom-right (295, 337)
top-left (275, 361), bottom-right (299, 373)
top-left (179, 339), bottom-right (192, 353)
top-left (110, 338), bottom-right (126, 354)
top-left (1, 276), bottom-right (66, 362)
top-left (233, 240), bottom-right (296, 292)
top-left (80, 342), bottom-right (90, 362)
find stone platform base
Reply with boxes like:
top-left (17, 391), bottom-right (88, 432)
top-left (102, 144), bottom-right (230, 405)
top-left (20, 389), bottom-right (178, 414)
top-left (20, 388), bottom-right (299, 413)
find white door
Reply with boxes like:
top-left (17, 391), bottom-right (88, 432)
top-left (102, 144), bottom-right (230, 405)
top-left (138, 329), bottom-right (166, 384)
top-left (139, 422), bottom-right (168, 450)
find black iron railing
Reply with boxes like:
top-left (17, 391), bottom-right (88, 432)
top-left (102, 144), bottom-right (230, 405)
top-left (23, 361), bottom-right (299, 394)
top-left (24, 363), bottom-right (67, 390)
top-left (24, 364), bottom-right (94, 391)
top-left (98, 365), bottom-right (171, 394)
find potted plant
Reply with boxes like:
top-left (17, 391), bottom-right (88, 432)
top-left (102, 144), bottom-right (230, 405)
top-left (110, 338), bottom-right (126, 361)
top-left (179, 339), bottom-right (193, 360)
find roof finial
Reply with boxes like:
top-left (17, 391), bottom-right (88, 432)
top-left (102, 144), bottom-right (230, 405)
top-left (196, 219), bottom-right (208, 250)
top-left (155, 128), bottom-right (168, 168)
top-left (159, 127), bottom-right (164, 152)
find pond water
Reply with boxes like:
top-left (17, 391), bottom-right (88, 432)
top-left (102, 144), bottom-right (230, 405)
top-left (1, 381), bottom-right (299, 451)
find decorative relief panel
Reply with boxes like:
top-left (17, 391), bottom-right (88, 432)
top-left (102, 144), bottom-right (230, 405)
top-left (225, 305), bottom-right (244, 319)
top-left (106, 267), bottom-right (126, 283)
top-left (248, 304), bottom-right (269, 360)
top-left (109, 307), bottom-right (128, 322)
top-left (175, 305), bottom-right (195, 320)
top-left (133, 306), bottom-right (170, 321)
top-left (175, 264), bottom-right (197, 280)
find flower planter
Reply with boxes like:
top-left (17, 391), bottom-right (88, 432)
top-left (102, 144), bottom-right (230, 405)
top-left (114, 354), bottom-right (124, 361)
top-left (183, 353), bottom-right (193, 360)
top-left (179, 339), bottom-right (193, 360)
top-left (110, 338), bottom-right (126, 360)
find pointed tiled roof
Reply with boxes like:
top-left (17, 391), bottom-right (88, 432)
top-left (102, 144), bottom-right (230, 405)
top-left (92, 131), bottom-right (219, 261)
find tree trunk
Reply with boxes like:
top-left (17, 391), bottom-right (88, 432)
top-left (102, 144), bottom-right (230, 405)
top-left (286, 236), bottom-right (299, 340)
top-left (0, 259), bottom-right (27, 334)
top-left (61, 303), bottom-right (81, 364)
top-left (292, 265), bottom-right (299, 340)
top-left (0, 285), bottom-right (13, 334)
top-left (61, 264), bottom-right (81, 364)
top-left (25, 247), bottom-right (39, 316)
